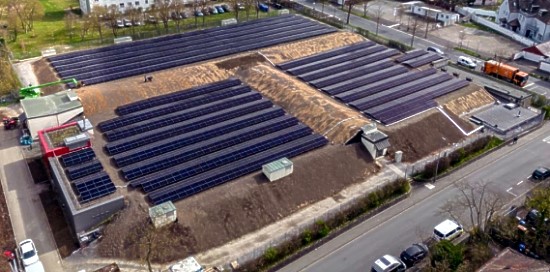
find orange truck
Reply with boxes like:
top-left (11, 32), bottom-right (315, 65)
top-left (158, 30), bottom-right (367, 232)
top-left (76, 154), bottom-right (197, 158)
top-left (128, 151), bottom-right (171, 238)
top-left (482, 60), bottom-right (529, 87)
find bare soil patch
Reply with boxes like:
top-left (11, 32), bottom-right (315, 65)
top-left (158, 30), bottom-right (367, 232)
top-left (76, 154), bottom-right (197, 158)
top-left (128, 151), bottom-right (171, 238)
top-left (436, 85), bottom-right (495, 117)
top-left (32, 58), bottom-right (64, 95)
top-left (382, 110), bottom-right (466, 162)
top-left (98, 144), bottom-right (377, 263)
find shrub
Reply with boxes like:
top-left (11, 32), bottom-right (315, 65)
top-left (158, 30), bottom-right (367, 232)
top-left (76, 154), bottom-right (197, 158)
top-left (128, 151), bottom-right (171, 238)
top-left (301, 229), bottom-right (313, 245)
top-left (532, 94), bottom-right (548, 108)
top-left (315, 220), bottom-right (330, 239)
top-left (431, 240), bottom-right (464, 271)
top-left (366, 191), bottom-right (380, 209)
top-left (263, 247), bottom-right (279, 264)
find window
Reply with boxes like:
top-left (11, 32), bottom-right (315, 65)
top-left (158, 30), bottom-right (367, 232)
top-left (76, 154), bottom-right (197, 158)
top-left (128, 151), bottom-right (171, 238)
top-left (135, 1), bottom-right (140, 5)
top-left (127, 2), bottom-right (132, 6)
top-left (145, 0), bottom-right (148, 3)
top-left (538, 33), bottom-right (543, 40)
top-left (120, 3), bottom-right (124, 8)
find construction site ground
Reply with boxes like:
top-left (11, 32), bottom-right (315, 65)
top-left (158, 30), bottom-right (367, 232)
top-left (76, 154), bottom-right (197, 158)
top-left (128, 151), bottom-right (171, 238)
top-left (13, 29), bottom-right (496, 270)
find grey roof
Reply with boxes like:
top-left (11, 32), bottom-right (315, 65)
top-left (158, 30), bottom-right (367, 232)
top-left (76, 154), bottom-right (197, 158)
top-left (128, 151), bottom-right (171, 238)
top-left (374, 139), bottom-right (391, 150)
top-left (484, 85), bottom-right (532, 100)
top-left (472, 105), bottom-right (539, 131)
top-left (20, 90), bottom-right (82, 119)
top-left (362, 130), bottom-right (389, 142)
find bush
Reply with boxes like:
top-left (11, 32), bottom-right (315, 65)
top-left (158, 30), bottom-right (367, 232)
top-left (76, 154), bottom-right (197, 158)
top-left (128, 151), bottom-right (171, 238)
top-left (315, 220), bottom-right (330, 239)
top-left (263, 247), bottom-right (279, 264)
top-left (301, 229), bottom-right (313, 245)
top-left (431, 240), bottom-right (464, 271)
top-left (366, 191), bottom-right (380, 209)
top-left (542, 105), bottom-right (550, 120)
top-left (532, 94), bottom-right (548, 108)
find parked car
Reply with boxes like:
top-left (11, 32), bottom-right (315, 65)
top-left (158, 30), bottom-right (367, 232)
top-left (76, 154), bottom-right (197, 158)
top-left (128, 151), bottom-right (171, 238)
top-left (371, 255), bottom-right (406, 272)
top-left (180, 11), bottom-right (189, 19)
top-left (400, 243), bottom-right (429, 267)
top-left (532, 167), bottom-right (550, 181)
top-left (524, 209), bottom-right (549, 227)
top-left (215, 5), bottom-right (225, 13)
top-left (237, 3), bottom-right (246, 10)
top-left (202, 8), bottom-right (210, 15)
top-left (194, 10), bottom-right (204, 17)
top-left (258, 3), bottom-right (269, 12)
top-left (19, 239), bottom-right (39, 266)
top-left (123, 18), bottom-right (133, 27)
top-left (115, 20), bottom-right (124, 28)
top-left (146, 15), bottom-right (158, 24)
top-left (132, 20), bottom-right (143, 26)
top-left (171, 12), bottom-right (182, 20)
top-left (208, 6), bottom-right (218, 14)
top-left (457, 56), bottom-right (477, 69)
top-left (427, 46), bottom-right (444, 55)
top-left (433, 219), bottom-right (463, 241)
top-left (222, 4), bottom-right (231, 11)
top-left (272, 2), bottom-right (283, 9)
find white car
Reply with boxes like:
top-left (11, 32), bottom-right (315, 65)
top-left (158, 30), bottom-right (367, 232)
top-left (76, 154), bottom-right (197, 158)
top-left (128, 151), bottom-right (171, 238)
top-left (433, 219), bottom-right (463, 241)
top-left (372, 254), bottom-right (406, 272)
top-left (427, 46), bottom-right (444, 55)
top-left (457, 56), bottom-right (477, 69)
top-left (19, 239), bottom-right (39, 266)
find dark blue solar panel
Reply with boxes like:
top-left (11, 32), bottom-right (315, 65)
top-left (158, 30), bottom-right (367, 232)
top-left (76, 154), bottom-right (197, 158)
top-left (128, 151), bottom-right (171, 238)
top-left (298, 50), bottom-right (400, 82)
top-left (112, 108), bottom-right (287, 167)
top-left (320, 66), bottom-right (409, 96)
top-left (336, 68), bottom-right (438, 103)
top-left (49, 15), bottom-right (303, 64)
top-left (103, 86), bottom-right (254, 140)
top-left (277, 41), bottom-right (375, 70)
top-left (79, 182), bottom-right (117, 203)
top-left (99, 91), bottom-right (260, 134)
top-left (147, 134), bottom-right (328, 204)
top-left (116, 79), bottom-right (242, 115)
top-left (120, 116), bottom-right (298, 179)
top-left (131, 124), bottom-right (312, 190)
top-left (65, 159), bottom-right (103, 180)
top-left (105, 99), bottom-right (274, 155)
top-left (287, 45), bottom-right (387, 76)
top-left (394, 50), bottom-right (429, 63)
top-left (403, 53), bottom-right (443, 68)
top-left (59, 148), bottom-right (95, 167)
top-left (72, 171), bottom-right (111, 193)
top-left (309, 60), bottom-right (394, 89)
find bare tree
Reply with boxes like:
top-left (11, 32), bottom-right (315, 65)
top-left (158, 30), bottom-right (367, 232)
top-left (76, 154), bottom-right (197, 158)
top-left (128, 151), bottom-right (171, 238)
top-left (458, 30), bottom-right (466, 48)
top-left (64, 11), bottom-right (78, 41)
top-left (409, 15), bottom-right (420, 47)
top-left (106, 4), bottom-right (122, 37)
top-left (373, 3), bottom-right (383, 35)
top-left (170, 0), bottom-right (185, 32)
top-left (79, 15), bottom-right (92, 41)
top-left (155, 0), bottom-right (171, 31)
top-left (440, 181), bottom-right (505, 240)
top-left (9, 0), bottom-right (44, 33)
top-left (125, 7), bottom-right (141, 35)
top-left (89, 5), bottom-right (107, 41)
top-left (395, 5), bottom-right (404, 24)
top-left (345, 0), bottom-right (361, 25)
top-left (230, 0), bottom-right (240, 20)
top-left (319, 0), bottom-right (327, 14)
top-left (243, 0), bottom-right (254, 21)
top-left (199, 0), bottom-right (208, 26)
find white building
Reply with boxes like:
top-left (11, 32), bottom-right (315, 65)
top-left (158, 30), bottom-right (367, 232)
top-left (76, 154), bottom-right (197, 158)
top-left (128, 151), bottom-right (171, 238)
top-left (402, 1), bottom-right (460, 27)
top-left (79, 0), bottom-right (155, 14)
top-left (497, 0), bottom-right (550, 42)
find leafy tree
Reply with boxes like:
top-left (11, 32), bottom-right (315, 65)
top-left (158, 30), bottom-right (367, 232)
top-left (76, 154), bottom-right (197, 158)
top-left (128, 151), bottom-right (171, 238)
top-left (437, 0), bottom-right (468, 12)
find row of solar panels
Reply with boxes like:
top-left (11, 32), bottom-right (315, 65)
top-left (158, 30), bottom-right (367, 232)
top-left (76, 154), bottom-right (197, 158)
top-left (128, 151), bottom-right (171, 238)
top-left (59, 148), bottom-right (117, 204)
top-left (277, 43), bottom-right (468, 124)
top-left (48, 15), bottom-right (336, 85)
top-left (98, 79), bottom-right (327, 203)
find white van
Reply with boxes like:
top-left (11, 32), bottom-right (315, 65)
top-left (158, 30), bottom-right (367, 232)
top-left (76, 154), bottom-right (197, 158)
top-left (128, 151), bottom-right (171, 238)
top-left (371, 255), bottom-right (406, 272)
top-left (457, 56), bottom-right (476, 69)
top-left (433, 219), bottom-right (463, 241)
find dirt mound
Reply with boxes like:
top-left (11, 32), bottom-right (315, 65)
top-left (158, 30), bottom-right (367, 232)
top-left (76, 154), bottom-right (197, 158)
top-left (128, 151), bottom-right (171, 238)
top-left (98, 144), bottom-right (377, 262)
top-left (260, 32), bottom-right (365, 64)
top-left (382, 110), bottom-right (466, 162)
top-left (32, 58), bottom-right (64, 95)
top-left (235, 64), bottom-right (370, 144)
top-left (439, 86), bottom-right (495, 117)
top-left (216, 53), bottom-right (267, 70)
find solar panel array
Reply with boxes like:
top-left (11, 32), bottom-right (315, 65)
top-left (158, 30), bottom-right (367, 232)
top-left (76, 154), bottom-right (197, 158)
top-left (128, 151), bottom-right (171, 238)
top-left (47, 15), bottom-right (336, 85)
top-left (277, 42), bottom-right (468, 125)
top-left (59, 148), bottom-right (116, 203)
top-left (100, 79), bottom-right (327, 203)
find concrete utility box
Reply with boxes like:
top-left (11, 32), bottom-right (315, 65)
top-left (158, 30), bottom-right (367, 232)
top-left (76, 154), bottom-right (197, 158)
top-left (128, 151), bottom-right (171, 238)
top-left (395, 151), bottom-right (403, 163)
top-left (149, 201), bottom-right (177, 229)
top-left (262, 157), bottom-right (293, 182)
top-left (169, 256), bottom-right (204, 272)
top-left (221, 18), bottom-right (237, 26)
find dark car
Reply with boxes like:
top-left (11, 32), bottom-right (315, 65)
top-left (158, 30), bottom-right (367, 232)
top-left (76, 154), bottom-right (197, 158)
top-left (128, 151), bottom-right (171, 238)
top-left (400, 243), bottom-right (429, 267)
top-left (215, 5), bottom-right (225, 13)
top-left (532, 167), bottom-right (550, 181)
top-left (221, 4), bottom-right (231, 11)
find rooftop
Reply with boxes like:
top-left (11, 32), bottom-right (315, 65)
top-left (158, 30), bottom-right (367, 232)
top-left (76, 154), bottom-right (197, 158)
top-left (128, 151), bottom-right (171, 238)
top-left (484, 85), bottom-right (532, 100)
top-left (478, 247), bottom-right (550, 272)
top-left (471, 104), bottom-right (539, 131)
top-left (20, 90), bottom-right (82, 119)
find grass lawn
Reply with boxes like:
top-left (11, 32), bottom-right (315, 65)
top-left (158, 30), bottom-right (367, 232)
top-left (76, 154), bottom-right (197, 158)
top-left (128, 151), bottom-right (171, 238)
top-left (7, 0), bottom-right (279, 59)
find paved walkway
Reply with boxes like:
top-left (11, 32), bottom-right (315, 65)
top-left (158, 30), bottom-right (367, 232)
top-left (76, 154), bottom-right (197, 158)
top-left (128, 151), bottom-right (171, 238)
top-left (0, 128), bottom-right (63, 271)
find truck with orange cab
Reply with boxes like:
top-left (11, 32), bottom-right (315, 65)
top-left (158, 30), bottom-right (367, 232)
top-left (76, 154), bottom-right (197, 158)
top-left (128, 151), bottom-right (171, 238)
top-left (482, 60), bottom-right (529, 87)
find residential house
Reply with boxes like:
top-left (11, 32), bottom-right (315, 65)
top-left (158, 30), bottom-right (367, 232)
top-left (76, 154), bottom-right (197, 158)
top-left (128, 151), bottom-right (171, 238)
top-left (497, 0), bottom-right (550, 42)
top-left (79, 0), bottom-right (154, 14)
top-left (402, 1), bottom-right (460, 27)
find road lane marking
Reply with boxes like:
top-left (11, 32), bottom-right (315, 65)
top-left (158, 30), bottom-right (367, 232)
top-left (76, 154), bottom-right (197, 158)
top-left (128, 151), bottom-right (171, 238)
top-left (524, 83), bottom-right (535, 88)
top-left (527, 175), bottom-right (532, 179)
top-left (506, 187), bottom-right (518, 197)
top-left (425, 183), bottom-right (435, 190)
top-left (543, 136), bottom-right (550, 143)
top-left (517, 180), bottom-right (524, 185)
top-left (387, 23), bottom-right (400, 28)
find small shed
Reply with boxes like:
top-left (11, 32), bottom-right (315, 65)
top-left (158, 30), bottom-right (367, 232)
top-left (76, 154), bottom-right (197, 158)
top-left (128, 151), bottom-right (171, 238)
top-left (262, 158), bottom-right (293, 182)
top-left (360, 124), bottom-right (390, 159)
top-left (149, 201), bottom-right (177, 229)
top-left (20, 90), bottom-right (83, 139)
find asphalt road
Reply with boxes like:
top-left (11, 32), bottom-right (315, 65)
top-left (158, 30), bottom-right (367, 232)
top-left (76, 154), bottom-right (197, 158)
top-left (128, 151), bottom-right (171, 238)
top-left (279, 124), bottom-right (550, 272)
